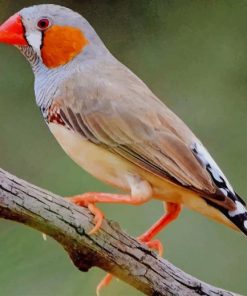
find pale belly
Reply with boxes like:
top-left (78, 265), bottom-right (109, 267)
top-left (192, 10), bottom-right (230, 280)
top-left (49, 123), bottom-right (188, 199)
top-left (48, 123), bottom-right (237, 231)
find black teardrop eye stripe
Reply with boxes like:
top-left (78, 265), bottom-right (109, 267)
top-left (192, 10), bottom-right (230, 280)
top-left (40, 31), bottom-right (44, 50)
top-left (20, 15), bottom-right (44, 50)
top-left (20, 16), bottom-right (29, 45)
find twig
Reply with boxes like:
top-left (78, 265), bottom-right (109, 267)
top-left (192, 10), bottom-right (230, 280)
top-left (0, 168), bottom-right (240, 296)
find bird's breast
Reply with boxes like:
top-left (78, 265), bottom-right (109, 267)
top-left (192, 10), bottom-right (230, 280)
top-left (48, 123), bottom-right (136, 190)
top-left (48, 123), bottom-right (237, 229)
top-left (48, 123), bottom-right (185, 199)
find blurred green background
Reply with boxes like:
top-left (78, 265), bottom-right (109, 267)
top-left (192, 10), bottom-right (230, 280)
top-left (1, 0), bottom-right (247, 295)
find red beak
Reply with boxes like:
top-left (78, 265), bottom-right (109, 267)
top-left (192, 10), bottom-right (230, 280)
top-left (0, 13), bottom-right (28, 46)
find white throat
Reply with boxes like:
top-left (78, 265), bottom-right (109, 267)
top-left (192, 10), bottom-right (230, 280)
top-left (25, 31), bottom-right (42, 57)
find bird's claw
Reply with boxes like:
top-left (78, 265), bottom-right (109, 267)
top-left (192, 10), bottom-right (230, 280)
top-left (96, 237), bottom-right (164, 295)
top-left (66, 196), bottom-right (104, 234)
top-left (87, 203), bottom-right (104, 234)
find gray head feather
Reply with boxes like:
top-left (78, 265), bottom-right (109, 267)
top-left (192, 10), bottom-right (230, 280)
top-left (17, 4), bottom-right (112, 113)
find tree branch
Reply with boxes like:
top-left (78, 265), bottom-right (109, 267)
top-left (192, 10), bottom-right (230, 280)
top-left (0, 168), bottom-right (239, 296)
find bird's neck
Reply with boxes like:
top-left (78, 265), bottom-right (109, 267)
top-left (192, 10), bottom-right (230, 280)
top-left (17, 45), bottom-right (60, 118)
top-left (17, 45), bottom-right (41, 73)
top-left (34, 69), bottom-right (63, 120)
top-left (17, 44), bottom-right (113, 119)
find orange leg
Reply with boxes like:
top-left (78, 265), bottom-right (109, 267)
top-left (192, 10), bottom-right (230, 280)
top-left (138, 202), bottom-right (181, 243)
top-left (96, 202), bottom-right (182, 295)
top-left (66, 192), bottom-right (150, 234)
top-left (96, 239), bottom-right (164, 296)
top-left (96, 274), bottom-right (113, 296)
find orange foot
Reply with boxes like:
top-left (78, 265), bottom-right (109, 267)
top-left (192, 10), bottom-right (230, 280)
top-left (96, 202), bottom-right (181, 295)
top-left (96, 237), bottom-right (164, 296)
top-left (66, 192), bottom-right (150, 234)
top-left (66, 195), bottom-right (104, 234)
top-left (66, 194), bottom-right (181, 295)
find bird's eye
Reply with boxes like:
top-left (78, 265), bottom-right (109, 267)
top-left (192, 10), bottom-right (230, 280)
top-left (37, 18), bottom-right (50, 30)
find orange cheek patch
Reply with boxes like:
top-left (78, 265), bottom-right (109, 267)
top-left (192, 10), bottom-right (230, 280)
top-left (41, 25), bottom-right (88, 68)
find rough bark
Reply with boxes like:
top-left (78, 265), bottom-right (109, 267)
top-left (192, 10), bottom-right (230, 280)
top-left (0, 168), bottom-right (240, 296)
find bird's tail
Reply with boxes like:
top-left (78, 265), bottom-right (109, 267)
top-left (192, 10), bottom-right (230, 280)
top-left (206, 193), bottom-right (247, 236)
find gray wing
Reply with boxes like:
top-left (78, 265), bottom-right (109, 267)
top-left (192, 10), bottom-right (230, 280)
top-left (53, 65), bottom-right (236, 210)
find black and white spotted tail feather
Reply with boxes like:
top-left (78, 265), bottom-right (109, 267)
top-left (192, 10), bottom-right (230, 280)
top-left (206, 193), bottom-right (247, 236)
top-left (191, 142), bottom-right (247, 236)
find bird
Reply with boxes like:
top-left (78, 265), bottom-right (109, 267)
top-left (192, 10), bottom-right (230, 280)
top-left (0, 4), bottom-right (246, 294)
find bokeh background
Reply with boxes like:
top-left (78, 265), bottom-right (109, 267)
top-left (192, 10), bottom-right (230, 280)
top-left (1, 0), bottom-right (247, 295)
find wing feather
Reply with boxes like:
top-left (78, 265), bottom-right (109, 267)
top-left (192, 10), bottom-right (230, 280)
top-left (54, 67), bottom-right (236, 210)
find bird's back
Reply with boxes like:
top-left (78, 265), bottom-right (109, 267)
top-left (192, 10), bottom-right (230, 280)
top-left (47, 58), bottom-right (247, 231)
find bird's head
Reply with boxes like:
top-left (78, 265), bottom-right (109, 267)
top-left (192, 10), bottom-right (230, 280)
top-left (0, 4), bottom-right (107, 69)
